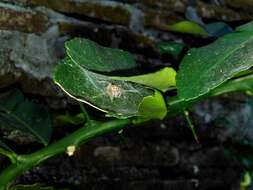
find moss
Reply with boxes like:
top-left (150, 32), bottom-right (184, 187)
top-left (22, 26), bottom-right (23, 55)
top-left (197, 1), bottom-right (253, 21)
top-left (225, 0), bottom-right (253, 9)
top-left (0, 7), bottom-right (49, 33)
top-left (140, 0), bottom-right (185, 12)
top-left (144, 9), bottom-right (182, 30)
top-left (25, 0), bottom-right (131, 25)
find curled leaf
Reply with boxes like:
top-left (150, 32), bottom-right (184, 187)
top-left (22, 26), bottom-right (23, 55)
top-left (111, 67), bottom-right (176, 92)
top-left (138, 90), bottom-right (167, 120)
top-left (54, 58), bottom-right (153, 117)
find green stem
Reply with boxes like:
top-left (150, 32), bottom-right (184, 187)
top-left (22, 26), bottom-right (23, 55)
top-left (0, 119), bottom-right (131, 190)
top-left (79, 103), bottom-right (91, 123)
top-left (183, 111), bottom-right (199, 143)
top-left (1, 74), bottom-right (253, 190)
top-left (167, 74), bottom-right (253, 115)
top-left (0, 148), bottom-right (17, 164)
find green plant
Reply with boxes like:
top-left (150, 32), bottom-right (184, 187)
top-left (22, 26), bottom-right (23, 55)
top-left (1, 21), bottom-right (253, 189)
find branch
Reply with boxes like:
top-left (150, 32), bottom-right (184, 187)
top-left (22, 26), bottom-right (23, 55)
top-left (0, 148), bottom-right (17, 164)
top-left (0, 119), bottom-right (131, 190)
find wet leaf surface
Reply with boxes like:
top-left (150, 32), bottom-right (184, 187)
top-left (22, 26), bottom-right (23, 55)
top-left (54, 58), bottom-right (153, 117)
top-left (65, 38), bottom-right (137, 72)
top-left (177, 30), bottom-right (253, 101)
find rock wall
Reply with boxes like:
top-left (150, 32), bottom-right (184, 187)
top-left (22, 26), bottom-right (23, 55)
top-left (1, 1), bottom-right (253, 189)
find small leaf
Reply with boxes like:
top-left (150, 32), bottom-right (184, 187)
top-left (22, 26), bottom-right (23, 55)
top-left (168, 21), bottom-right (208, 37)
top-left (0, 89), bottom-right (52, 146)
top-left (236, 21), bottom-right (253, 32)
top-left (111, 67), bottom-right (176, 92)
top-left (240, 171), bottom-right (251, 188)
top-left (54, 58), bottom-right (153, 117)
top-left (138, 90), bottom-right (167, 120)
top-left (157, 42), bottom-right (185, 60)
top-left (204, 22), bottom-right (233, 37)
top-left (65, 38), bottom-right (136, 72)
top-left (177, 31), bottom-right (253, 101)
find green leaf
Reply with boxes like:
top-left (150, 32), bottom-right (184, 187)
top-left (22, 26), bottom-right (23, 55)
top-left (177, 31), bottom-right (253, 101)
top-left (111, 67), bottom-right (176, 92)
top-left (54, 58), bottom-right (153, 117)
top-left (168, 21), bottom-right (208, 37)
top-left (138, 90), bottom-right (167, 120)
top-left (209, 74), bottom-right (253, 96)
top-left (65, 38), bottom-right (136, 72)
top-left (236, 21), bottom-right (253, 32)
top-left (157, 42), bottom-right (185, 60)
top-left (0, 89), bottom-right (52, 146)
top-left (204, 22), bottom-right (233, 37)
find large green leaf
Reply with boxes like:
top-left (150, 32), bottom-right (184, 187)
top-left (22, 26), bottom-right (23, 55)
top-left (0, 89), bottom-right (52, 146)
top-left (65, 38), bottom-right (136, 72)
top-left (54, 58), bottom-right (153, 117)
top-left (176, 31), bottom-right (253, 101)
top-left (111, 67), bottom-right (176, 92)
top-left (236, 21), bottom-right (253, 32)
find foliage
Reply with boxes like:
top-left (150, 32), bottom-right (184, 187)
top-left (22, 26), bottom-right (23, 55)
top-left (1, 21), bottom-right (253, 190)
top-left (177, 29), bottom-right (253, 101)
top-left (65, 38), bottom-right (136, 72)
top-left (0, 89), bottom-right (52, 146)
top-left (167, 20), bottom-right (208, 37)
top-left (157, 41), bottom-right (185, 60)
top-left (54, 39), bottom-right (173, 119)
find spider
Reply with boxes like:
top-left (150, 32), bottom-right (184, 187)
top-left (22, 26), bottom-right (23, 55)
top-left (106, 83), bottom-right (122, 101)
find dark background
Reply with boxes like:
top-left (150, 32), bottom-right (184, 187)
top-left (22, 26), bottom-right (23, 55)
top-left (1, 0), bottom-right (253, 189)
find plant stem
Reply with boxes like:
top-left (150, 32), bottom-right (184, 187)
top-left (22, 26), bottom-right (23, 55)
top-left (167, 74), bottom-right (253, 115)
top-left (79, 103), bottom-right (91, 123)
top-left (0, 119), bottom-right (131, 190)
top-left (183, 111), bottom-right (199, 143)
top-left (1, 74), bottom-right (253, 190)
top-left (0, 148), bottom-right (17, 164)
